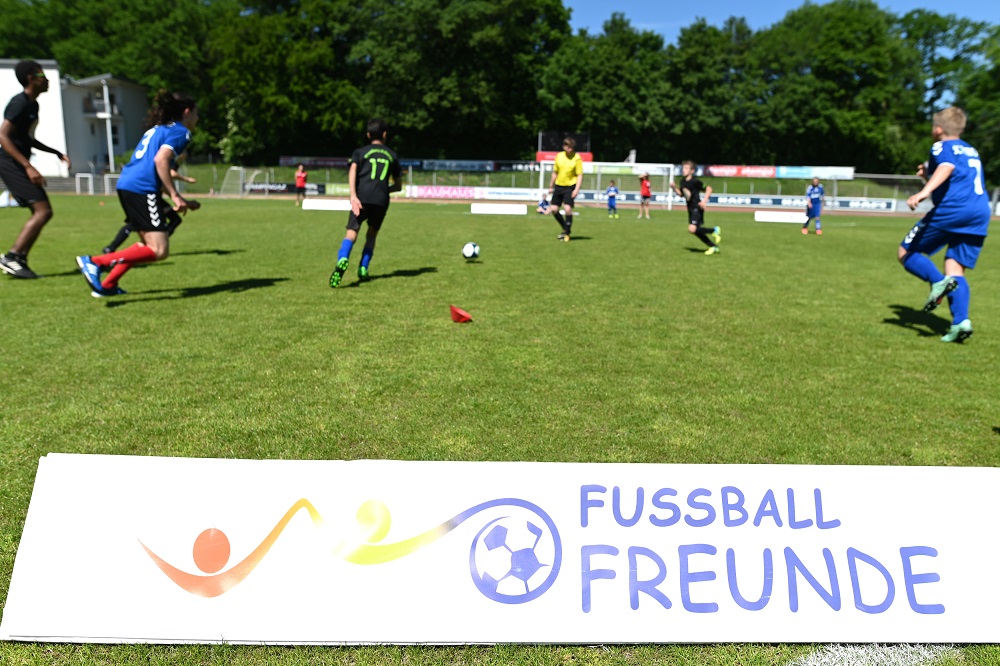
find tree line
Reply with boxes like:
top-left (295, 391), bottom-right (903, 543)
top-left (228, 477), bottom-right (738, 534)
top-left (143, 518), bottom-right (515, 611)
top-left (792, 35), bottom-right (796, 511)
top-left (1, 0), bottom-right (996, 183)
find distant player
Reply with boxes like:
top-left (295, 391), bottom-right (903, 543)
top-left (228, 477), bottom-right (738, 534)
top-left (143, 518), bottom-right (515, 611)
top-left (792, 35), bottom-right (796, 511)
top-left (329, 118), bottom-right (401, 287)
top-left (76, 90), bottom-right (200, 297)
top-left (0, 60), bottom-right (72, 279)
top-left (295, 164), bottom-right (308, 206)
top-left (547, 137), bottom-right (582, 242)
top-left (670, 160), bottom-right (720, 255)
top-left (803, 177), bottom-right (824, 235)
top-left (605, 180), bottom-right (620, 219)
top-left (900, 106), bottom-right (991, 343)
top-left (637, 173), bottom-right (651, 219)
top-left (536, 194), bottom-right (550, 215)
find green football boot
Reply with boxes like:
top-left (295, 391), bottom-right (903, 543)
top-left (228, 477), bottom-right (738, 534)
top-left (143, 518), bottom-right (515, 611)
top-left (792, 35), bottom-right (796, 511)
top-left (923, 276), bottom-right (958, 312)
top-left (941, 319), bottom-right (973, 343)
top-left (329, 257), bottom-right (349, 288)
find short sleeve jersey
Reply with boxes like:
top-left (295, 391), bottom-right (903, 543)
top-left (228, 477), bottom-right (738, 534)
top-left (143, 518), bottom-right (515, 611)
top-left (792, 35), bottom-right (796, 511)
top-left (351, 143), bottom-right (400, 207)
top-left (553, 151), bottom-right (583, 187)
top-left (605, 185), bottom-right (619, 199)
top-left (924, 138), bottom-right (991, 235)
top-left (1, 92), bottom-right (40, 159)
top-left (295, 170), bottom-right (307, 188)
top-left (681, 176), bottom-right (706, 210)
top-left (640, 179), bottom-right (651, 197)
top-left (116, 123), bottom-right (192, 195)
top-left (807, 184), bottom-right (824, 204)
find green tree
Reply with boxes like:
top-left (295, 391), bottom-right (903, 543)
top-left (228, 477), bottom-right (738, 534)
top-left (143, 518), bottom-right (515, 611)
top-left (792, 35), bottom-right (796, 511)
top-left (538, 14), bottom-right (673, 162)
top-left (956, 25), bottom-right (1000, 189)
top-left (747, 0), bottom-right (923, 172)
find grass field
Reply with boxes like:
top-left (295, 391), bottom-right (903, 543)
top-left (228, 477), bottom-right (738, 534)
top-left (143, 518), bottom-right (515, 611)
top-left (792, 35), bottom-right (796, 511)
top-left (1, 196), bottom-right (999, 665)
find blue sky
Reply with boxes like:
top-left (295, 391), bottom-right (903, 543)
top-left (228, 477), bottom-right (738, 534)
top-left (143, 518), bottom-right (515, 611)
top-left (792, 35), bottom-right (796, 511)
top-left (564, 0), bottom-right (998, 43)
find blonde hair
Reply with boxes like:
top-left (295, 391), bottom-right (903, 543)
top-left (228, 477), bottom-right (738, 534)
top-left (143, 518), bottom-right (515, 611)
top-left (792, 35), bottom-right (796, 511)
top-left (933, 107), bottom-right (967, 136)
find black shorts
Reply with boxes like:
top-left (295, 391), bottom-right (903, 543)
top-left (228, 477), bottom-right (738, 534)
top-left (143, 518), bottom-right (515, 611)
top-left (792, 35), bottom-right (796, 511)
top-left (347, 203), bottom-right (388, 233)
top-left (550, 185), bottom-right (576, 208)
top-left (687, 206), bottom-right (705, 226)
top-left (296, 186), bottom-right (306, 195)
top-left (118, 189), bottom-right (171, 233)
top-left (0, 154), bottom-right (48, 207)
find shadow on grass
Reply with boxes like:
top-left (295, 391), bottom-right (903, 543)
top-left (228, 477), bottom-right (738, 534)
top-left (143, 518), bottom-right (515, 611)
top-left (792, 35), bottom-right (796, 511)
top-left (993, 426), bottom-right (1000, 436)
top-left (102, 277), bottom-right (288, 307)
top-left (341, 266), bottom-right (438, 288)
top-left (685, 246), bottom-right (716, 253)
top-left (170, 249), bottom-right (244, 257)
top-left (883, 304), bottom-right (950, 337)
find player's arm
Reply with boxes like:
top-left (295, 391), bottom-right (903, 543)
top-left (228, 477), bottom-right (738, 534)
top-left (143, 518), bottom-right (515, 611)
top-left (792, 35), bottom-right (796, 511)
top-left (348, 162), bottom-right (361, 215)
top-left (700, 184), bottom-right (712, 209)
top-left (156, 146), bottom-right (187, 213)
top-left (907, 163), bottom-right (954, 210)
top-left (0, 118), bottom-right (47, 185)
top-left (29, 137), bottom-right (71, 170)
top-left (388, 161), bottom-right (402, 194)
top-left (571, 160), bottom-right (582, 198)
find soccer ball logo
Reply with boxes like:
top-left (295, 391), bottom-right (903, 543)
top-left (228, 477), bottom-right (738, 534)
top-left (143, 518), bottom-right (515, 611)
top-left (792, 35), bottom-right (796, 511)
top-left (462, 242), bottom-right (480, 259)
top-left (469, 510), bottom-right (560, 604)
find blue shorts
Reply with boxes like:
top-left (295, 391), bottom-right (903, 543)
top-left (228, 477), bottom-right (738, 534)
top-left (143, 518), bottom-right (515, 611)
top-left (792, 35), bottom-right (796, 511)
top-left (808, 203), bottom-right (822, 218)
top-left (900, 220), bottom-right (986, 269)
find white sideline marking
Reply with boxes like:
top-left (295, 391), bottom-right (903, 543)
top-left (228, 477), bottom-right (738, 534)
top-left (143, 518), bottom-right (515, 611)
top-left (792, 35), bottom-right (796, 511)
top-left (787, 644), bottom-right (958, 666)
top-left (471, 203), bottom-right (527, 216)
top-left (755, 210), bottom-right (808, 224)
top-left (302, 199), bottom-right (352, 211)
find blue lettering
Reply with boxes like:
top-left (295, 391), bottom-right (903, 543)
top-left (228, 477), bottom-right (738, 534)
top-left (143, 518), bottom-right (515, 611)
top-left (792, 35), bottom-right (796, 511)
top-left (900, 546), bottom-right (945, 614)
top-left (581, 485), bottom-right (606, 527)
top-left (679, 544), bottom-right (719, 613)
top-left (613, 486), bottom-right (644, 527)
top-left (581, 545), bottom-right (618, 613)
top-left (847, 547), bottom-right (894, 614)
top-left (753, 490), bottom-right (783, 527)
top-left (649, 488), bottom-right (680, 527)
top-left (685, 488), bottom-right (716, 527)
top-left (628, 546), bottom-right (672, 610)
top-left (815, 489), bottom-right (841, 529)
top-left (785, 547), bottom-right (841, 611)
top-left (788, 488), bottom-right (814, 529)
top-left (721, 486), bottom-right (748, 527)
top-left (726, 548), bottom-right (773, 611)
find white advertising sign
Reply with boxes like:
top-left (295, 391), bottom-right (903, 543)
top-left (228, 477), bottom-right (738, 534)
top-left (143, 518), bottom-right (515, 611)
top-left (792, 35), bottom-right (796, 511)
top-left (2, 454), bottom-right (998, 644)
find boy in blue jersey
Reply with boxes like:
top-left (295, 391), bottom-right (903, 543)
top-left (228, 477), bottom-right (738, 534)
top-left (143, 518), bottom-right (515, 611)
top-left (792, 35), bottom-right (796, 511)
top-left (76, 91), bottom-right (200, 296)
top-left (605, 180), bottom-right (620, 219)
top-left (329, 118), bottom-right (401, 287)
top-left (536, 194), bottom-right (550, 215)
top-left (900, 107), bottom-right (991, 342)
top-left (802, 177), bottom-right (824, 235)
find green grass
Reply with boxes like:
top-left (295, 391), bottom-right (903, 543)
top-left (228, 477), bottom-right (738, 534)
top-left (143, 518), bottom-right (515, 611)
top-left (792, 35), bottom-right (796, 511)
top-left (2, 197), bottom-right (999, 664)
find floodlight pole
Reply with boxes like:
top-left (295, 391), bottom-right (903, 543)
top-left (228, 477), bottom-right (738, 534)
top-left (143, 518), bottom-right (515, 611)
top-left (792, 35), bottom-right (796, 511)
top-left (102, 79), bottom-right (115, 173)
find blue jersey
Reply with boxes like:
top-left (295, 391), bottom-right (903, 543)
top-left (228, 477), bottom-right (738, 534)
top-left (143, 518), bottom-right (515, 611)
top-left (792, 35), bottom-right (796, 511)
top-left (117, 123), bottom-right (192, 195)
top-left (605, 186), bottom-right (619, 200)
top-left (806, 184), bottom-right (824, 204)
top-left (924, 138), bottom-right (991, 235)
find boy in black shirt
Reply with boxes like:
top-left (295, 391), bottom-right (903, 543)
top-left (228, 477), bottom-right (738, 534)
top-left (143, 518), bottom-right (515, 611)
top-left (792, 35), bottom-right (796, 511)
top-left (670, 160), bottom-right (720, 255)
top-left (329, 118), bottom-right (402, 287)
top-left (0, 60), bottom-right (71, 278)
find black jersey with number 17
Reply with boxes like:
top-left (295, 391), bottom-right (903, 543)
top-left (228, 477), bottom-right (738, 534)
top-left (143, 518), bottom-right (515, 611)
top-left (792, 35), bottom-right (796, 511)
top-left (351, 143), bottom-right (400, 207)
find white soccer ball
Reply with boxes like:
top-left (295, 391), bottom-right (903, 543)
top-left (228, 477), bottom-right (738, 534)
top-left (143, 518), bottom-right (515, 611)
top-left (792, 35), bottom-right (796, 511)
top-left (462, 242), bottom-right (480, 259)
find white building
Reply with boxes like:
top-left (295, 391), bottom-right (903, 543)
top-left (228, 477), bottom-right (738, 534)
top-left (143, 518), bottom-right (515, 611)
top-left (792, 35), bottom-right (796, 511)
top-left (0, 59), bottom-right (148, 177)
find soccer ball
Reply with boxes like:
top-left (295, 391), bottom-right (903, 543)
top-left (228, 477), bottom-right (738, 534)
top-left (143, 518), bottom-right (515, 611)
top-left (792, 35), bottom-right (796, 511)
top-left (470, 514), bottom-right (556, 602)
top-left (462, 242), bottom-right (480, 259)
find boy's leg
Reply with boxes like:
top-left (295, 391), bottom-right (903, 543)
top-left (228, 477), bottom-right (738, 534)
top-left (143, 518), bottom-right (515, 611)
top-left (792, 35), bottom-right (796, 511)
top-left (358, 207), bottom-right (387, 279)
top-left (104, 222), bottom-right (133, 254)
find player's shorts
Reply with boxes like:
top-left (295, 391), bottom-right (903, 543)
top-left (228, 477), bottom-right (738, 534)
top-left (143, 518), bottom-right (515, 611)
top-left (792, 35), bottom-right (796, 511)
top-left (296, 186), bottom-right (306, 195)
top-left (607, 198), bottom-right (617, 208)
top-left (900, 220), bottom-right (985, 269)
top-left (550, 185), bottom-right (576, 208)
top-left (0, 154), bottom-right (49, 207)
top-left (641, 195), bottom-right (651, 203)
top-left (687, 206), bottom-right (705, 226)
top-left (118, 189), bottom-right (171, 233)
top-left (808, 203), bottom-right (822, 218)
top-left (347, 203), bottom-right (388, 233)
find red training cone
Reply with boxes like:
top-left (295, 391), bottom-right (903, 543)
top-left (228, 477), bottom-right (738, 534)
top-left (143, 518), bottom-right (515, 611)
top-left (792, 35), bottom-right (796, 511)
top-left (450, 305), bottom-right (473, 323)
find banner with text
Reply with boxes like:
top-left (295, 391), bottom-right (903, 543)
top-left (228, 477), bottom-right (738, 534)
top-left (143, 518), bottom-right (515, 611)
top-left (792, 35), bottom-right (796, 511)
top-left (2, 455), bottom-right (997, 644)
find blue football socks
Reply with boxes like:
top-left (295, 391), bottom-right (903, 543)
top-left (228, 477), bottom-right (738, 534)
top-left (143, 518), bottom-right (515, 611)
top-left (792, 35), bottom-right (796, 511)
top-left (947, 276), bottom-right (970, 324)
top-left (902, 253), bottom-right (944, 284)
